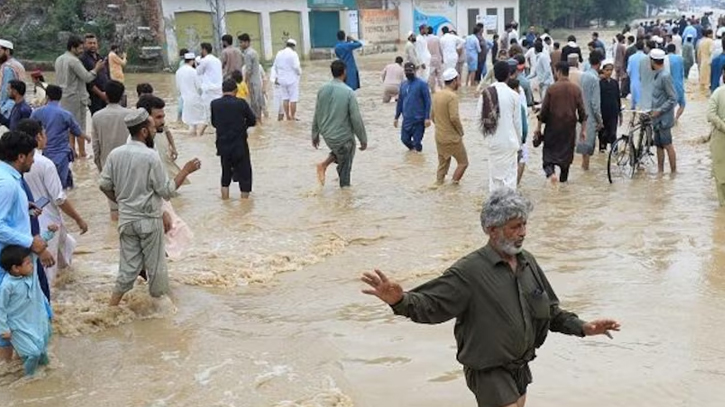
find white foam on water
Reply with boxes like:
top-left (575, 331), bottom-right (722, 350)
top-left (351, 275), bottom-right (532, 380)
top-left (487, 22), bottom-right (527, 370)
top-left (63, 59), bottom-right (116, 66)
top-left (254, 364), bottom-right (293, 388)
top-left (273, 376), bottom-right (354, 407)
top-left (194, 359), bottom-right (234, 386)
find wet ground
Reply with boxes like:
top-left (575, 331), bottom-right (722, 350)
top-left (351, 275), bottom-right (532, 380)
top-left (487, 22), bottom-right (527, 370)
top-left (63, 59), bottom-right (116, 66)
top-left (1, 35), bottom-right (725, 406)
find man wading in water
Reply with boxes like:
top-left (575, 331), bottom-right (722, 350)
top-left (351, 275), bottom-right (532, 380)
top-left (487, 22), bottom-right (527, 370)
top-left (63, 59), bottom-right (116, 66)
top-left (361, 188), bottom-right (620, 407)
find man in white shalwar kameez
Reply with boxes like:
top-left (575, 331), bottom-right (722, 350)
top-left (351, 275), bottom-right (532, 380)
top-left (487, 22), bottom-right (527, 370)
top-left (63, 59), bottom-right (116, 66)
top-left (416, 25), bottom-right (432, 82)
top-left (176, 52), bottom-right (206, 136)
top-left (479, 61), bottom-right (522, 192)
top-left (18, 119), bottom-right (88, 287)
top-left (440, 27), bottom-right (465, 71)
top-left (196, 43), bottom-right (223, 133)
top-left (272, 39), bottom-right (302, 121)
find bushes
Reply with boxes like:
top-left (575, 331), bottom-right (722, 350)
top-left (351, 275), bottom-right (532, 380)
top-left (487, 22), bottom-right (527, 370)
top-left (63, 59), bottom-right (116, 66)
top-left (3, 0), bottom-right (116, 61)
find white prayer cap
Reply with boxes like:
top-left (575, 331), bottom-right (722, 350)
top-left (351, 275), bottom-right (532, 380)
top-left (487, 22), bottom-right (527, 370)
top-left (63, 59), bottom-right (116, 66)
top-left (183, 52), bottom-right (196, 60)
top-left (717, 27), bottom-right (725, 38)
top-left (442, 68), bottom-right (458, 82)
top-left (602, 58), bottom-right (615, 67)
top-left (650, 48), bottom-right (666, 60)
top-left (286, 38), bottom-right (297, 46)
top-left (124, 108), bottom-right (150, 127)
top-left (0, 39), bottom-right (13, 50)
top-left (654, 35), bottom-right (664, 44)
top-left (407, 31), bottom-right (415, 37)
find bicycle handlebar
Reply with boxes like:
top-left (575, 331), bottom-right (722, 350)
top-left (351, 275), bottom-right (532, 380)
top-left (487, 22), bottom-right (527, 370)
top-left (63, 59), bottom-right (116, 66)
top-left (621, 109), bottom-right (652, 116)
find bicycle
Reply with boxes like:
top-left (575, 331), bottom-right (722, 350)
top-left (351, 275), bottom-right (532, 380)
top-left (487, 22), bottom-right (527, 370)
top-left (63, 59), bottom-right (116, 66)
top-left (607, 110), bottom-right (656, 183)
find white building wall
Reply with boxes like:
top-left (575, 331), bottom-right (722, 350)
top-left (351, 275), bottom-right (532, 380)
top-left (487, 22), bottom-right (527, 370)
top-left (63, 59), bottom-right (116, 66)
top-left (225, 0), bottom-right (311, 60)
top-left (394, 0), bottom-right (518, 40)
top-left (456, 0), bottom-right (519, 36)
top-left (160, 0), bottom-right (518, 64)
top-left (161, 0), bottom-right (310, 63)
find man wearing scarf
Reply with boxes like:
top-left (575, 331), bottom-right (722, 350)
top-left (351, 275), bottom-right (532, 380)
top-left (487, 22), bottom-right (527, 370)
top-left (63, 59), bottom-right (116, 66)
top-left (478, 61), bottom-right (522, 191)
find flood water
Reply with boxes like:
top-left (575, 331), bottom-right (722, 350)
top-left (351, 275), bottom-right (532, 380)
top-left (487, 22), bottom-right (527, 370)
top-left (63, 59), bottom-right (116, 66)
top-left (2, 38), bottom-right (725, 406)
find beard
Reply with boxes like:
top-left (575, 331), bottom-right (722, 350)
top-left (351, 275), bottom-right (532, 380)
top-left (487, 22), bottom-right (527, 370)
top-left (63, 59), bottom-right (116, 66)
top-left (145, 135), bottom-right (155, 149)
top-left (493, 231), bottom-right (524, 256)
top-left (0, 54), bottom-right (7, 64)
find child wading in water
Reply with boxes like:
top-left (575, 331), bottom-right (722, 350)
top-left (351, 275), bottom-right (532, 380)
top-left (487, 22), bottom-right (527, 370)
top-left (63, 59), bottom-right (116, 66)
top-left (0, 225), bottom-right (56, 376)
top-left (231, 70), bottom-right (250, 101)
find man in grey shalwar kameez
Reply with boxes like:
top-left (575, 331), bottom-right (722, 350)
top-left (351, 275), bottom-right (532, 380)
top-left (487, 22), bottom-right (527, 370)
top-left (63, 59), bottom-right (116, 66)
top-left (576, 51), bottom-right (603, 170)
top-left (99, 108), bottom-right (201, 306)
top-left (239, 33), bottom-right (265, 124)
top-left (54, 35), bottom-right (104, 157)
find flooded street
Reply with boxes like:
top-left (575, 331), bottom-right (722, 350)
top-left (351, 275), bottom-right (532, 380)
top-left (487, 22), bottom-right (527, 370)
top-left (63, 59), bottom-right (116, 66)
top-left (2, 45), bottom-right (725, 406)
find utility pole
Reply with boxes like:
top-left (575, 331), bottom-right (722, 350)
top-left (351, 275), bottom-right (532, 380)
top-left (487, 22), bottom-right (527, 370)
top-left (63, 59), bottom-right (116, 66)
top-left (207, 0), bottom-right (225, 48)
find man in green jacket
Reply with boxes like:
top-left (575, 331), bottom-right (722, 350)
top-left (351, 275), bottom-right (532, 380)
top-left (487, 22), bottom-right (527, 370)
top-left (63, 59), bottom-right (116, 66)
top-left (362, 188), bottom-right (620, 407)
top-left (312, 60), bottom-right (367, 188)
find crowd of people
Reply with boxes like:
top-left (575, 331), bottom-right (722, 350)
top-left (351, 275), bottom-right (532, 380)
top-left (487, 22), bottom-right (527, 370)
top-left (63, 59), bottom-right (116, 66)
top-left (0, 25), bottom-right (313, 378)
top-left (0, 11), bottom-right (722, 406)
top-left (362, 15), bottom-right (725, 192)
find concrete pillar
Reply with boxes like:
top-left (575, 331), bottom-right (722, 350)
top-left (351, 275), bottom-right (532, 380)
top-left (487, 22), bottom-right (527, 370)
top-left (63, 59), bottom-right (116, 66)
top-left (261, 11), bottom-right (272, 60)
top-left (301, 7), bottom-right (311, 58)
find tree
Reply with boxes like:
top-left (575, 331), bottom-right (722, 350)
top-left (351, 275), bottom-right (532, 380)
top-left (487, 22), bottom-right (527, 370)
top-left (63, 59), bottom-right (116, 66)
top-left (52, 0), bottom-right (85, 32)
top-left (520, 0), bottom-right (651, 28)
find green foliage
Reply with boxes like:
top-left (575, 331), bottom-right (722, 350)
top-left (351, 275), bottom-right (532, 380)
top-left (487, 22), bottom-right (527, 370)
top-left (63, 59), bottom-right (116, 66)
top-left (1, 0), bottom-right (123, 61)
top-left (521, 0), bottom-right (666, 28)
top-left (52, 0), bottom-right (85, 32)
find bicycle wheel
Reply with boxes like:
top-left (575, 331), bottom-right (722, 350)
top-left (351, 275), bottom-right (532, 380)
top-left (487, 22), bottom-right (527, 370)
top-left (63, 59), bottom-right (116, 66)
top-left (629, 131), bottom-right (639, 178)
top-left (608, 136), bottom-right (633, 183)
top-left (641, 124), bottom-right (656, 170)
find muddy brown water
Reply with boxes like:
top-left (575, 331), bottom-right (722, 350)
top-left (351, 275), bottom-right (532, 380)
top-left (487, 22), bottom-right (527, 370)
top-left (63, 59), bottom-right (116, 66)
top-left (2, 37), bottom-right (724, 406)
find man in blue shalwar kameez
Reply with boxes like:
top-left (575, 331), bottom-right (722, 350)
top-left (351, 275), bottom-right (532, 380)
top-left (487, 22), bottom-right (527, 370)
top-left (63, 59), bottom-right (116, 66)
top-left (666, 44), bottom-right (687, 122)
top-left (334, 31), bottom-right (363, 91)
top-left (30, 85), bottom-right (88, 189)
top-left (627, 41), bottom-right (646, 109)
top-left (711, 37), bottom-right (725, 94)
top-left (0, 243), bottom-right (53, 376)
top-left (394, 63), bottom-right (432, 152)
top-left (0, 131), bottom-right (54, 365)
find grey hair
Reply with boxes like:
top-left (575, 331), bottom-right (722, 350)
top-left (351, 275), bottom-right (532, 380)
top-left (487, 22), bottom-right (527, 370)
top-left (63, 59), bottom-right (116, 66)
top-left (481, 188), bottom-right (534, 232)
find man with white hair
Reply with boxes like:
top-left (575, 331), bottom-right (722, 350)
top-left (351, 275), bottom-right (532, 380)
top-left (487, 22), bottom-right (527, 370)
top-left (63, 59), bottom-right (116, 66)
top-left (0, 39), bottom-right (25, 117)
top-left (271, 39), bottom-right (302, 121)
top-left (361, 187), bottom-right (621, 407)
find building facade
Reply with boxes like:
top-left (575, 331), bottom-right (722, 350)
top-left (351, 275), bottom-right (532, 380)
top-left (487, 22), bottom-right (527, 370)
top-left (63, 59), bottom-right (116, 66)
top-left (159, 0), bottom-right (518, 64)
top-left (161, 0), bottom-right (311, 63)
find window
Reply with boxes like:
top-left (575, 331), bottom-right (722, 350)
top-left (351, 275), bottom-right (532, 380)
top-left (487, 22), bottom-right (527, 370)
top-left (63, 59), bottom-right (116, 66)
top-left (486, 8), bottom-right (497, 35)
top-left (504, 7), bottom-right (514, 25)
